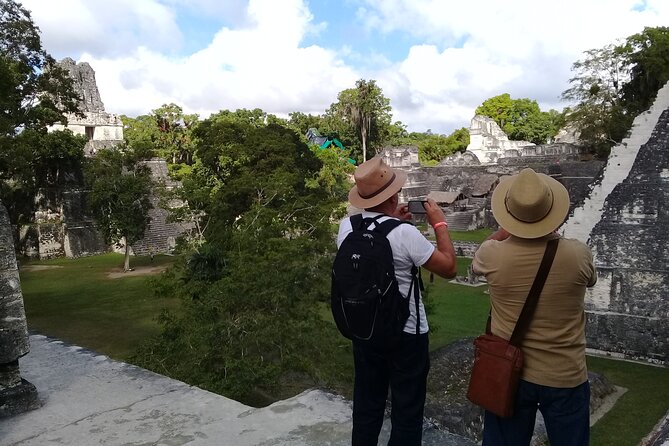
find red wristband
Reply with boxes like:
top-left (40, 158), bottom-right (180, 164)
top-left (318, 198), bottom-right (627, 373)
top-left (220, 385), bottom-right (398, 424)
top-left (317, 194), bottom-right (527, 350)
top-left (432, 221), bottom-right (448, 230)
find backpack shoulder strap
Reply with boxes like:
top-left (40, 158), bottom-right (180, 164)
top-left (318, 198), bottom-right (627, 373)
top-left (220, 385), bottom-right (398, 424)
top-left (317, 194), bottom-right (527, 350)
top-left (350, 213), bottom-right (363, 230)
top-left (375, 217), bottom-right (422, 334)
top-left (375, 217), bottom-right (413, 237)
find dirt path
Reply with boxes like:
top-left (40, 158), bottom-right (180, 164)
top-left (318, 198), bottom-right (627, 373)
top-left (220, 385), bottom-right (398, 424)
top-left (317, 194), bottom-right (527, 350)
top-left (107, 264), bottom-right (170, 279)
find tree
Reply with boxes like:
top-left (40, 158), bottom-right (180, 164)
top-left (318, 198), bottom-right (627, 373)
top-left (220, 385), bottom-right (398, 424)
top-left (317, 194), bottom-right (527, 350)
top-left (0, 0), bottom-right (79, 136)
top-left (85, 149), bottom-right (152, 271)
top-left (387, 128), bottom-right (470, 165)
top-left (132, 117), bottom-right (350, 404)
top-left (327, 79), bottom-right (392, 162)
top-left (152, 103), bottom-right (198, 166)
top-left (475, 94), bottom-right (559, 144)
top-left (121, 114), bottom-right (160, 159)
top-left (561, 27), bottom-right (669, 157)
top-left (287, 111), bottom-right (324, 137)
top-left (0, 0), bottom-right (83, 223)
top-left (621, 27), bottom-right (669, 115)
top-left (561, 44), bottom-right (630, 156)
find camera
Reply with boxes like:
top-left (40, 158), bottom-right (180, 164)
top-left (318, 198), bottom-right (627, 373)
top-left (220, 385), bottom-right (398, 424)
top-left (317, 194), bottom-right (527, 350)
top-left (407, 200), bottom-right (428, 214)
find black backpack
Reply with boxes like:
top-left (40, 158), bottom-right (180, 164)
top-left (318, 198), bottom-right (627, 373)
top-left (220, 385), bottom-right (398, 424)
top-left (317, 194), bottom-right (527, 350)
top-left (331, 214), bottom-right (421, 347)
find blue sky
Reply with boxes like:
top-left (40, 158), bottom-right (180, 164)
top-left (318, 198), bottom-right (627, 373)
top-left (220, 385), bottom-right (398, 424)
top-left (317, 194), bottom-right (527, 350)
top-left (22, 0), bottom-right (669, 134)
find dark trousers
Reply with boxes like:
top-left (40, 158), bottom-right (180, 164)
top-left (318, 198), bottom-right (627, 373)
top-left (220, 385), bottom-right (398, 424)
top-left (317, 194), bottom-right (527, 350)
top-left (483, 379), bottom-right (590, 446)
top-left (351, 332), bottom-right (430, 446)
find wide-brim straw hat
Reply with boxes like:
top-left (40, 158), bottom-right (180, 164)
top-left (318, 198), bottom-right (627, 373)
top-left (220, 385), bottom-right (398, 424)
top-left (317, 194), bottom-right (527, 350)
top-left (491, 168), bottom-right (570, 239)
top-left (348, 157), bottom-right (408, 209)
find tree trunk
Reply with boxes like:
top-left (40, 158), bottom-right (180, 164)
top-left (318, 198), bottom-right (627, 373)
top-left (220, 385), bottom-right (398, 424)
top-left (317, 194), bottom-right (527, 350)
top-left (123, 237), bottom-right (131, 271)
top-left (361, 129), bottom-right (367, 162)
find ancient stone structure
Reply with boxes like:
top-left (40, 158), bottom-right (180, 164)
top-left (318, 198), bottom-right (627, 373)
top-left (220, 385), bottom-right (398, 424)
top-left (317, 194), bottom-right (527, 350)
top-left (379, 146), bottom-right (430, 203)
top-left (463, 115), bottom-right (587, 165)
top-left (49, 58), bottom-right (123, 156)
top-left (130, 159), bottom-right (194, 256)
top-left (20, 60), bottom-right (190, 259)
top-left (16, 187), bottom-right (107, 259)
top-left (562, 81), bottom-right (669, 364)
top-left (0, 203), bottom-right (40, 417)
top-left (465, 115), bottom-right (535, 164)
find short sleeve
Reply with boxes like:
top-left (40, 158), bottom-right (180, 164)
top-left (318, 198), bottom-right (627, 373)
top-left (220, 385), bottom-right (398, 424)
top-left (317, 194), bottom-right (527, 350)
top-left (472, 239), bottom-right (496, 275)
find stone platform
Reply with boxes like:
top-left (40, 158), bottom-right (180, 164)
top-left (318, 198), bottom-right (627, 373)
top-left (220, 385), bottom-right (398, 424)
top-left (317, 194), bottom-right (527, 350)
top-left (0, 335), bottom-right (473, 445)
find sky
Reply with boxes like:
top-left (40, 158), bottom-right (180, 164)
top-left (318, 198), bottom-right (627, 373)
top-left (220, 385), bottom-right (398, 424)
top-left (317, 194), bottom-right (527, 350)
top-left (21, 0), bottom-right (669, 135)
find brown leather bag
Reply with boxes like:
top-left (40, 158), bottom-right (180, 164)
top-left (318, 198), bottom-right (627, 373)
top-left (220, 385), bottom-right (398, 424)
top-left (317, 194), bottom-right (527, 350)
top-left (466, 238), bottom-right (559, 418)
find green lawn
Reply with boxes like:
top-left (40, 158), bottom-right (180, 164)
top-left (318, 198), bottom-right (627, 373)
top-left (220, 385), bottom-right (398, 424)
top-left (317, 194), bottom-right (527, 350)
top-left (17, 253), bottom-right (669, 445)
top-left (424, 258), bottom-right (490, 348)
top-left (19, 253), bottom-right (178, 360)
top-left (448, 228), bottom-right (493, 243)
top-left (587, 356), bottom-right (669, 446)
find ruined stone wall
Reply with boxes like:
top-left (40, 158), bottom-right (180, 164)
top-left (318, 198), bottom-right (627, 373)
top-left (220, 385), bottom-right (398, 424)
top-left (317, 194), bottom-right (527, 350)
top-left (585, 108), bottom-right (669, 364)
top-left (0, 203), bottom-right (39, 417)
top-left (49, 58), bottom-right (123, 157)
top-left (129, 159), bottom-right (194, 256)
top-left (15, 188), bottom-right (107, 259)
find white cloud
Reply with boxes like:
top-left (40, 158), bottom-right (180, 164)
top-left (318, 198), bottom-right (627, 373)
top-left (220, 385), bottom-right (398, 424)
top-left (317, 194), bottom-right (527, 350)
top-left (358, 0), bottom-right (669, 132)
top-left (75, 0), bottom-right (358, 120)
top-left (20, 0), bottom-right (669, 134)
top-left (22, 0), bottom-right (182, 57)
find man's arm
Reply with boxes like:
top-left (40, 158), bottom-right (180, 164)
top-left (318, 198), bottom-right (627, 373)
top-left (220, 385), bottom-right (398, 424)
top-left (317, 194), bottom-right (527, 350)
top-left (485, 227), bottom-right (511, 241)
top-left (470, 227), bottom-right (509, 276)
top-left (421, 198), bottom-right (457, 279)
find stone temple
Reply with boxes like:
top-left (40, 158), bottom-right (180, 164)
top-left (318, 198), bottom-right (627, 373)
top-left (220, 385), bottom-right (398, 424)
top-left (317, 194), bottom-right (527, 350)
top-left (48, 58), bottom-right (124, 156)
top-left (562, 81), bottom-right (669, 364)
top-left (22, 59), bottom-right (192, 259)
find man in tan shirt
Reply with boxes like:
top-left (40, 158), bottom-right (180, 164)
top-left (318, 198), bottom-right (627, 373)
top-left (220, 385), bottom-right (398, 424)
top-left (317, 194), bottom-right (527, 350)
top-left (472, 168), bottom-right (597, 446)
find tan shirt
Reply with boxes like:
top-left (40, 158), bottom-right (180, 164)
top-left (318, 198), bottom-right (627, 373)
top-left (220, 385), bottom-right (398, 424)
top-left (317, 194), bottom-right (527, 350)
top-left (472, 234), bottom-right (597, 388)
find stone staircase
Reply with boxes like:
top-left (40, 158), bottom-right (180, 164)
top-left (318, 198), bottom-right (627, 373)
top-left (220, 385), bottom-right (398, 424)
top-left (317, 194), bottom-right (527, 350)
top-left (562, 81), bottom-right (669, 243)
top-left (130, 159), bottom-right (194, 256)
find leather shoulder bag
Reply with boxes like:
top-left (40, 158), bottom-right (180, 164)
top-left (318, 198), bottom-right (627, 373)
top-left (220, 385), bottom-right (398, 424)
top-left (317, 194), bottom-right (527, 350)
top-left (466, 238), bottom-right (559, 418)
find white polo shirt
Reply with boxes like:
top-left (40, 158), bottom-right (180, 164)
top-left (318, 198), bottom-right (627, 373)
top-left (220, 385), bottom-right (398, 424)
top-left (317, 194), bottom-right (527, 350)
top-left (336, 211), bottom-right (435, 334)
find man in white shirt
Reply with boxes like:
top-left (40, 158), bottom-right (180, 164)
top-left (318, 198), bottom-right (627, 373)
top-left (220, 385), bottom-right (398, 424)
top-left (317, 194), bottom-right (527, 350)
top-left (337, 157), bottom-right (457, 446)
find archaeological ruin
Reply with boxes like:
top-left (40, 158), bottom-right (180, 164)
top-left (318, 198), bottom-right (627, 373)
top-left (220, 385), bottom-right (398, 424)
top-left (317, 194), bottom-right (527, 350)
top-left (49, 58), bottom-right (124, 157)
top-left (0, 204), bottom-right (40, 417)
top-left (9, 55), bottom-right (668, 367)
top-left (15, 59), bottom-right (191, 259)
top-left (379, 82), bottom-right (669, 365)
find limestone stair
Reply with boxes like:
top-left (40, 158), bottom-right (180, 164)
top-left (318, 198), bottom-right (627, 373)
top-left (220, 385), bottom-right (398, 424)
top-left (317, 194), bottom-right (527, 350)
top-left (562, 81), bottom-right (669, 243)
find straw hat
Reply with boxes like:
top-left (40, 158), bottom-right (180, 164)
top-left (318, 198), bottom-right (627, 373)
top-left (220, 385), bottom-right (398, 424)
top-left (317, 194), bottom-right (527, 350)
top-left (491, 168), bottom-right (570, 239)
top-left (348, 157), bottom-right (407, 209)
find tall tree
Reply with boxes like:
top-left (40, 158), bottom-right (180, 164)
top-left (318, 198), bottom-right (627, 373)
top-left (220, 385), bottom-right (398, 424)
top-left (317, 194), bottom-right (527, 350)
top-left (152, 103), bottom-right (198, 166)
top-left (0, 0), bottom-right (79, 136)
top-left (561, 26), bottom-right (669, 157)
top-left (621, 27), bottom-right (669, 115)
top-left (133, 118), bottom-right (349, 403)
top-left (561, 44), bottom-right (630, 156)
top-left (327, 79), bottom-right (392, 162)
top-left (85, 149), bottom-right (152, 271)
top-left (0, 0), bottom-right (83, 223)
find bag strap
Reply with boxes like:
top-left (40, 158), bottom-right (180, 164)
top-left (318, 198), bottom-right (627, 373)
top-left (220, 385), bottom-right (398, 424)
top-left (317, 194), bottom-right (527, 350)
top-left (376, 217), bottom-right (421, 334)
top-left (404, 265), bottom-right (421, 334)
top-left (507, 238), bottom-right (559, 346)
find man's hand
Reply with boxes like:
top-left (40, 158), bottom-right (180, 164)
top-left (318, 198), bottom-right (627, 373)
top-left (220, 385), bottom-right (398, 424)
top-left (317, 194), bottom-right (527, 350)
top-left (394, 204), bottom-right (413, 221)
top-left (424, 198), bottom-right (447, 227)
